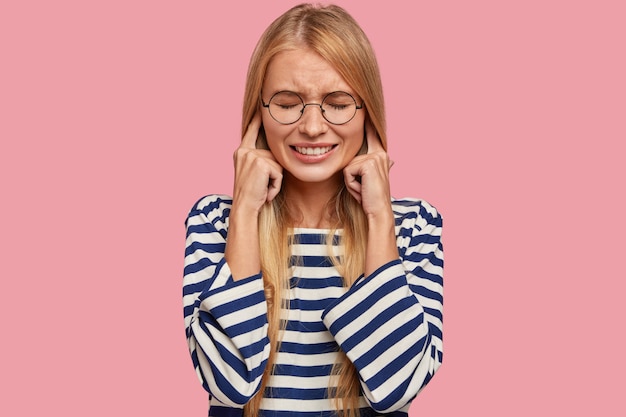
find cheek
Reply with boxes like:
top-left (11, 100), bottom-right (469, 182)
top-left (261, 118), bottom-right (294, 156)
top-left (261, 114), bottom-right (279, 149)
top-left (349, 113), bottom-right (366, 138)
top-left (344, 124), bottom-right (365, 151)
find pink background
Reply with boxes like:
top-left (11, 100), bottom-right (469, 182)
top-left (1, 0), bottom-right (624, 415)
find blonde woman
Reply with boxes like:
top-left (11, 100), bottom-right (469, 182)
top-left (183, 4), bottom-right (443, 417)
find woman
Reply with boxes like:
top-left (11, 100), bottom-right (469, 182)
top-left (183, 4), bottom-right (443, 417)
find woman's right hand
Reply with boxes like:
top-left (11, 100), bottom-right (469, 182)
top-left (226, 113), bottom-right (282, 280)
top-left (231, 113), bottom-right (283, 214)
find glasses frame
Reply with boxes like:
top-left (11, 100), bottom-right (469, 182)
top-left (260, 90), bottom-right (364, 125)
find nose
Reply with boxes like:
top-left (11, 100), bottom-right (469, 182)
top-left (298, 104), bottom-right (328, 137)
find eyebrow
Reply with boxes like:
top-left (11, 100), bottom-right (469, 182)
top-left (266, 89), bottom-right (359, 100)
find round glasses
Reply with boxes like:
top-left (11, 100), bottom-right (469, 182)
top-left (261, 91), bottom-right (364, 125)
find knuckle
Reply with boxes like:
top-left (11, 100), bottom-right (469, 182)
top-left (234, 146), bottom-right (247, 156)
top-left (364, 158), bottom-right (378, 169)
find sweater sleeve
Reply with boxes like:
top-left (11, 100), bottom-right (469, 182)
top-left (182, 195), bottom-right (271, 407)
top-left (321, 198), bottom-right (444, 413)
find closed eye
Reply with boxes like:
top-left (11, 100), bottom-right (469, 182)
top-left (277, 104), bottom-right (300, 110)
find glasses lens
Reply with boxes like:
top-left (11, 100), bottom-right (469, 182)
top-left (322, 92), bottom-right (357, 124)
top-left (269, 91), bottom-right (304, 124)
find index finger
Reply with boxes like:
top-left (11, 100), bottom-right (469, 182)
top-left (241, 112), bottom-right (262, 149)
top-left (365, 121), bottom-right (384, 154)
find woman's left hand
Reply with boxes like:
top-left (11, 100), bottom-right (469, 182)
top-left (343, 122), bottom-right (393, 218)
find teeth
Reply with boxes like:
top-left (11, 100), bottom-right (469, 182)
top-left (295, 146), bottom-right (333, 155)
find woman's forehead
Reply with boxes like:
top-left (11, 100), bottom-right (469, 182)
top-left (264, 49), bottom-right (355, 98)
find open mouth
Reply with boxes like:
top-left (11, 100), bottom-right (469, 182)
top-left (293, 145), bottom-right (335, 156)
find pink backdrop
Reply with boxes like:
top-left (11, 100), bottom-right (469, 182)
top-left (1, 0), bottom-right (624, 415)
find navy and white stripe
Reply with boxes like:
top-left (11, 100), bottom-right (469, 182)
top-left (183, 194), bottom-right (443, 417)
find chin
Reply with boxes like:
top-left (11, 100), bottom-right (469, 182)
top-left (286, 167), bottom-right (343, 185)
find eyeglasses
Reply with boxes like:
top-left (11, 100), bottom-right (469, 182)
top-left (261, 91), bottom-right (364, 125)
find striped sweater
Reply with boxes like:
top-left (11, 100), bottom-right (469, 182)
top-left (183, 194), bottom-right (444, 417)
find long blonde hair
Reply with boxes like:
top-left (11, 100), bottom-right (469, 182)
top-left (240, 4), bottom-right (387, 417)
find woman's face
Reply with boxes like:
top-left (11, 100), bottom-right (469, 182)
top-left (261, 48), bottom-right (366, 187)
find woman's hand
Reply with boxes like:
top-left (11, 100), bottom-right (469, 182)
top-left (343, 122), bottom-right (393, 218)
top-left (344, 122), bottom-right (399, 275)
top-left (226, 113), bottom-right (283, 280)
top-left (232, 113), bottom-right (284, 214)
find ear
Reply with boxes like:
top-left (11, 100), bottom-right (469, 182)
top-left (255, 123), bottom-right (269, 150)
top-left (357, 130), bottom-right (368, 155)
top-left (355, 115), bottom-right (368, 155)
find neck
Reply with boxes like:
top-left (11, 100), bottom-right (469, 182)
top-left (282, 173), bottom-right (342, 229)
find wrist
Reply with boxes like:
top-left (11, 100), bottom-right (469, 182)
top-left (225, 206), bottom-right (261, 281)
top-left (366, 206), bottom-right (395, 229)
top-left (364, 213), bottom-right (399, 276)
top-left (229, 204), bottom-right (261, 226)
